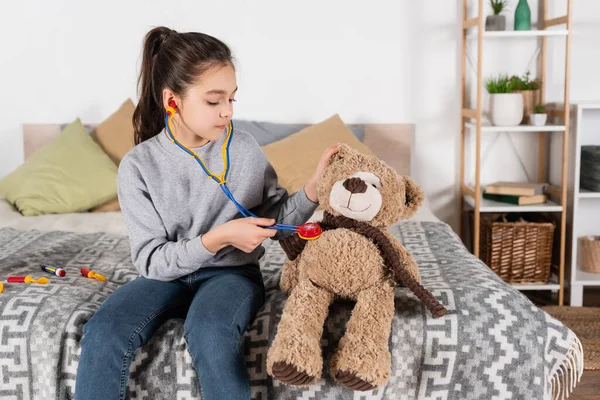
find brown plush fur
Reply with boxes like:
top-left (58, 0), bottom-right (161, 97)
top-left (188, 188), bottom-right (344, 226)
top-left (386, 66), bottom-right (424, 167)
top-left (267, 144), bottom-right (441, 391)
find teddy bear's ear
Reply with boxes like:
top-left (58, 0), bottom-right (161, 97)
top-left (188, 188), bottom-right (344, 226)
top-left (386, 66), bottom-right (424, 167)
top-left (403, 176), bottom-right (424, 218)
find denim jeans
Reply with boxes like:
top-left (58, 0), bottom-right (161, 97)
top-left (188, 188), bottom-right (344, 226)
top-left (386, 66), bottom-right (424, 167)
top-left (74, 265), bottom-right (265, 400)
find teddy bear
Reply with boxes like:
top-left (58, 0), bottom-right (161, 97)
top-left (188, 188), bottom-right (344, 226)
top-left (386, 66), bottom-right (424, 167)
top-left (266, 144), bottom-right (446, 392)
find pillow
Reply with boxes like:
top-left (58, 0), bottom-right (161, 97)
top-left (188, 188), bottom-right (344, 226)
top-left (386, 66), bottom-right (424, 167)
top-left (261, 114), bottom-right (376, 194)
top-left (235, 119), bottom-right (365, 146)
top-left (89, 98), bottom-right (136, 212)
top-left (0, 119), bottom-right (118, 216)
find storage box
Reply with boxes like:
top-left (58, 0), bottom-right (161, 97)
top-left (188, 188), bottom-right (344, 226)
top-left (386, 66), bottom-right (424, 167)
top-left (581, 146), bottom-right (600, 192)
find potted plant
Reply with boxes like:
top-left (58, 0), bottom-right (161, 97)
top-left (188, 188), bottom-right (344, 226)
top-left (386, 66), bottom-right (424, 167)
top-left (486, 0), bottom-right (508, 31)
top-left (486, 74), bottom-right (523, 126)
top-left (510, 71), bottom-right (541, 124)
top-left (530, 105), bottom-right (547, 126)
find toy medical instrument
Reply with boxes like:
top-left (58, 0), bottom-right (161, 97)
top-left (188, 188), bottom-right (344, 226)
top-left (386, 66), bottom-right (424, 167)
top-left (41, 264), bottom-right (66, 277)
top-left (7, 276), bottom-right (49, 284)
top-left (80, 267), bottom-right (106, 282)
top-left (164, 100), bottom-right (322, 240)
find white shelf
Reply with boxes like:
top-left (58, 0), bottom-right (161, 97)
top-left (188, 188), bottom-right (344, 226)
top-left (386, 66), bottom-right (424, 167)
top-left (465, 122), bottom-right (566, 132)
top-left (510, 273), bottom-right (560, 291)
top-left (464, 194), bottom-right (563, 212)
top-left (512, 282), bottom-right (560, 291)
top-left (574, 269), bottom-right (600, 285)
top-left (569, 104), bottom-right (600, 305)
top-left (483, 30), bottom-right (569, 38)
top-left (576, 103), bottom-right (600, 110)
top-left (578, 188), bottom-right (600, 198)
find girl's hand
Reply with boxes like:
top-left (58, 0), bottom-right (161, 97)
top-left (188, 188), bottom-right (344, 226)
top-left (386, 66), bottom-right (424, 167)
top-left (202, 217), bottom-right (277, 253)
top-left (305, 142), bottom-right (343, 202)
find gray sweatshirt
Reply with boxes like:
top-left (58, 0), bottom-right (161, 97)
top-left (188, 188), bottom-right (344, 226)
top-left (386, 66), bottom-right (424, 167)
top-left (117, 127), bottom-right (318, 281)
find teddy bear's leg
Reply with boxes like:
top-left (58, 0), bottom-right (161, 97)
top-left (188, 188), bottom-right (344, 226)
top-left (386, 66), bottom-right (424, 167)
top-left (279, 258), bottom-right (300, 295)
top-left (330, 283), bottom-right (395, 391)
top-left (267, 279), bottom-right (334, 386)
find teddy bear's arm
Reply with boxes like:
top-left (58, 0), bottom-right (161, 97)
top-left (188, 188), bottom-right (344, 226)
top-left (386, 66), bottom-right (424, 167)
top-left (279, 233), bottom-right (307, 261)
top-left (383, 231), bottom-right (421, 283)
top-left (280, 258), bottom-right (300, 295)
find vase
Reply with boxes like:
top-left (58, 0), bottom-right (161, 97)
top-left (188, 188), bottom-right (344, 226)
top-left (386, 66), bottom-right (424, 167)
top-left (530, 114), bottom-right (547, 126)
top-left (490, 93), bottom-right (524, 126)
top-left (519, 89), bottom-right (541, 124)
top-left (486, 15), bottom-right (506, 31)
top-left (514, 0), bottom-right (531, 30)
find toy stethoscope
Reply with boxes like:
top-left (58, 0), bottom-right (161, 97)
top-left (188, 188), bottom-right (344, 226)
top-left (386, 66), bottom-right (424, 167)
top-left (164, 100), bottom-right (321, 240)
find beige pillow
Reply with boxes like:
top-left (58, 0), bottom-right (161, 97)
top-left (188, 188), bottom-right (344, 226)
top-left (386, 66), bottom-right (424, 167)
top-left (262, 114), bottom-right (375, 194)
top-left (89, 99), bottom-right (136, 212)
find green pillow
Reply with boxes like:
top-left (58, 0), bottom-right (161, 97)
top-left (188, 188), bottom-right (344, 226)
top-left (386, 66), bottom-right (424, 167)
top-left (0, 119), bottom-right (118, 216)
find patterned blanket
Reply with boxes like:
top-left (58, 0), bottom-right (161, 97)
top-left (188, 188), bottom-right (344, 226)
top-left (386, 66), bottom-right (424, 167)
top-left (0, 221), bottom-right (582, 399)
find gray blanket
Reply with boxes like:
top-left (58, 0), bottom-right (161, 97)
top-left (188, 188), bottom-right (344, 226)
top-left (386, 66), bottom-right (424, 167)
top-left (0, 221), bottom-right (582, 399)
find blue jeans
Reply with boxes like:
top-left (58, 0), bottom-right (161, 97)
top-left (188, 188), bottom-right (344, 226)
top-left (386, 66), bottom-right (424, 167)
top-left (74, 265), bottom-right (265, 400)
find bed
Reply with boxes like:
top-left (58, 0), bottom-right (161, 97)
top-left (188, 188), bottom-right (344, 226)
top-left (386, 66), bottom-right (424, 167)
top-left (0, 121), bottom-right (583, 400)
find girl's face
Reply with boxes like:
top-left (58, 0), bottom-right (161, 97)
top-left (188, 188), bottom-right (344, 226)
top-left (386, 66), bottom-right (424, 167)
top-left (165, 63), bottom-right (237, 146)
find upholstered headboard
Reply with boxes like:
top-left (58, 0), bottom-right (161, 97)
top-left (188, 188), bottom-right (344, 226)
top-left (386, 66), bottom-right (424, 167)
top-left (22, 123), bottom-right (414, 175)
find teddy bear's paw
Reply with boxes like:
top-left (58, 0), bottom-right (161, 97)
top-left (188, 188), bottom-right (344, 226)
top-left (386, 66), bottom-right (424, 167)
top-left (271, 361), bottom-right (317, 386)
top-left (330, 335), bottom-right (391, 390)
top-left (335, 370), bottom-right (377, 392)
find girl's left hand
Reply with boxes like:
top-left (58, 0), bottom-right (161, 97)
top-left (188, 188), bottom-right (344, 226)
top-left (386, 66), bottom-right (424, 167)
top-left (305, 142), bottom-right (343, 203)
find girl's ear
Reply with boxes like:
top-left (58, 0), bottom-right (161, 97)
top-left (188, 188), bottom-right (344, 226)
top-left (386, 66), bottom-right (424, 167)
top-left (162, 88), bottom-right (180, 112)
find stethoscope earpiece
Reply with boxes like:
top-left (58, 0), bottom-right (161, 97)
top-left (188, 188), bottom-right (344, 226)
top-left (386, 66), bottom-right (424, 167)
top-left (166, 100), bottom-right (177, 116)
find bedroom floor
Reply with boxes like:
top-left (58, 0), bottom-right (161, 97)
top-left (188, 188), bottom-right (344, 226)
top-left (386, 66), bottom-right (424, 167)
top-left (526, 288), bottom-right (600, 399)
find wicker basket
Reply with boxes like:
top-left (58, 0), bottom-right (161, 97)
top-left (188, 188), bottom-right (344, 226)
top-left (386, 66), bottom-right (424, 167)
top-left (479, 214), bottom-right (556, 284)
top-left (579, 236), bottom-right (600, 273)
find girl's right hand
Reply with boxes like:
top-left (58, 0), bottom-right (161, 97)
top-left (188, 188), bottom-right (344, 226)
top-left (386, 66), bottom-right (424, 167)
top-left (201, 218), bottom-right (277, 253)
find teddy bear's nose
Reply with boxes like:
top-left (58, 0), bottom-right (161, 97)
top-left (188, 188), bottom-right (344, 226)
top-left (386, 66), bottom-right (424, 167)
top-left (343, 177), bottom-right (368, 194)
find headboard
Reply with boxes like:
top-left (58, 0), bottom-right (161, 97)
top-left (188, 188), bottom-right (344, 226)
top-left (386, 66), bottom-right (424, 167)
top-left (22, 123), bottom-right (414, 175)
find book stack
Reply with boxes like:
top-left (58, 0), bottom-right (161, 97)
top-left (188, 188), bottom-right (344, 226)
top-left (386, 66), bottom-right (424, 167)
top-left (483, 182), bottom-right (548, 205)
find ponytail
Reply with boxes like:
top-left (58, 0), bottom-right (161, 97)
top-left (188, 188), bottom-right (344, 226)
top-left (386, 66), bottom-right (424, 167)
top-left (133, 26), bottom-right (234, 144)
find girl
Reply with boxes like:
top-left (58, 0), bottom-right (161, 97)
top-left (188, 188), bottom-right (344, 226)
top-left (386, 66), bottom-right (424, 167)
top-left (75, 26), bottom-right (340, 400)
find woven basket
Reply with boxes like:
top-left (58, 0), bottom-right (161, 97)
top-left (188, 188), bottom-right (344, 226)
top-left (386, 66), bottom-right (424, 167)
top-left (479, 214), bottom-right (556, 284)
top-left (579, 236), bottom-right (600, 274)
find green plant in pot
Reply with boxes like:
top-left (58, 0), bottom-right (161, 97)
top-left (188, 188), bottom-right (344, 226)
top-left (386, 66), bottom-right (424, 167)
top-left (486, 0), bottom-right (508, 31)
top-left (530, 104), bottom-right (547, 126)
top-left (510, 71), bottom-right (542, 124)
top-left (486, 74), bottom-right (523, 126)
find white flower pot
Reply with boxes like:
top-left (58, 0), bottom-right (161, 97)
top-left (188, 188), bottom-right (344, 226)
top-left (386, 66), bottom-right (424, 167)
top-left (530, 113), bottom-right (547, 126)
top-left (490, 93), bottom-right (524, 126)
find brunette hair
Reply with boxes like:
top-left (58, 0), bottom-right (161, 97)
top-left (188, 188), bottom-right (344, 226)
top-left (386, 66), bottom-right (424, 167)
top-left (133, 26), bottom-right (234, 144)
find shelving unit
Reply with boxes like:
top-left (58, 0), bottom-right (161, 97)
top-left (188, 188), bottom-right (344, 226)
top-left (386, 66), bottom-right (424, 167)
top-left (459, 0), bottom-right (572, 305)
top-left (567, 104), bottom-right (600, 306)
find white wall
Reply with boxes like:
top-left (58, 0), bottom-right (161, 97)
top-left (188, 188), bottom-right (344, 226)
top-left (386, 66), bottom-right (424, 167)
top-left (1, 0), bottom-right (599, 231)
top-left (409, 0), bottom-right (600, 228)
